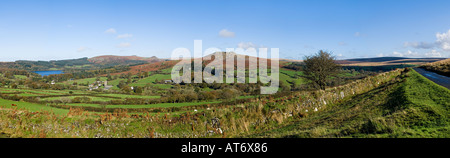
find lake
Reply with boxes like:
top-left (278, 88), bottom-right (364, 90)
top-left (33, 70), bottom-right (64, 77)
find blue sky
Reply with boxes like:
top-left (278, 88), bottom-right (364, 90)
top-left (1, 0), bottom-right (450, 61)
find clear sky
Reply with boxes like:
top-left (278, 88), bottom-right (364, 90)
top-left (1, 0), bottom-right (450, 61)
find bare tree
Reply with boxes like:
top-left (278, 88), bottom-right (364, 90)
top-left (303, 50), bottom-right (340, 90)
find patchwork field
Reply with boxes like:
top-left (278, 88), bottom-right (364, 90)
top-left (0, 55), bottom-right (447, 138)
top-left (3, 66), bottom-right (438, 138)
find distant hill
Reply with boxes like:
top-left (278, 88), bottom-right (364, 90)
top-left (0, 55), bottom-right (164, 71)
top-left (88, 55), bottom-right (163, 65)
top-left (336, 57), bottom-right (446, 66)
top-left (199, 51), bottom-right (281, 69)
top-left (93, 54), bottom-right (447, 76)
top-left (1, 53), bottom-right (446, 73)
top-left (107, 60), bottom-right (180, 76)
top-left (346, 57), bottom-right (410, 62)
top-left (0, 57), bottom-right (94, 71)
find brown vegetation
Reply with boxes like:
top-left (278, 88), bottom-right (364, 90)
top-left (419, 58), bottom-right (450, 77)
top-left (108, 60), bottom-right (179, 76)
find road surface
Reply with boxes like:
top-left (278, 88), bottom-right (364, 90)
top-left (414, 68), bottom-right (450, 89)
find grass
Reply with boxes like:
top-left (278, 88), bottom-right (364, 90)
top-left (107, 79), bottom-right (127, 87)
top-left (249, 69), bottom-right (450, 138)
top-left (0, 98), bottom-right (69, 115)
top-left (1, 88), bottom-right (91, 98)
top-left (130, 74), bottom-right (172, 87)
top-left (67, 101), bottom-right (221, 108)
top-left (41, 96), bottom-right (116, 102)
top-left (151, 84), bottom-right (173, 89)
top-left (280, 69), bottom-right (304, 77)
top-left (160, 68), bottom-right (172, 73)
top-left (0, 67), bottom-right (448, 138)
top-left (0, 88), bottom-right (65, 95)
top-left (237, 95), bottom-right (258, 99)
top-left (41, 89), bottom-right (88, 95)
top-left (279, 72), bottom-right (306, 86)
top-left (9, 93), bottom-right (41, 97)
top-left (97, 93), bottom-right (160, 99)
top-left (66, 77), bottom-right (108, 85)
top-left (338, 71), bottom-right (360, 77)
top-left (400, 69), bottom-right (449, 130)
top-left (13, 75), bottom-right (28, 80)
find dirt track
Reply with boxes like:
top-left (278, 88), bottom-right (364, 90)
top-left (414, 68), bottom-right (450, 89)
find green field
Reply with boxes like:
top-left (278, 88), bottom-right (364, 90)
top-left (130, 74), bottom-right (172, 87)
top-left (66, 77), bottom-right (108, 85)
top-left (13, 75), bottom-right (28, 79)
top-left (160, 68), bottom-right (172, 73)
top-left (150, 84), bottom-right (173, 89)
top-left (67, 101), bottom-right (221, 108)
top-left (279, 72), bottom-right (306, 85)
top-left (237, 95), bottom-right (258, 99)
top-left (280, 69), bottom-right (304, 77)
top-left (41, 96), bottom-right (116, 102)
top-left (107, 79), bottom-right (127, 89)
top-left (0, 88), bottom-right (65, 95)
top-left (338, 71), bottom-right (360, 77)
top-left (44, 90), bottom-right (88, 95)
top-left (9, 93), bottom-right (42, 97)
top-left (97, 93), bottom-right (160, 99)
top-left (0, 98), bottom-right (69, 115)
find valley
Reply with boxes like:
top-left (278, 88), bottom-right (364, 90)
top-left (0, 54), bottom-right (448, 138)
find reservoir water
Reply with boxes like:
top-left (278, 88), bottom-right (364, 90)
top-left (33, 70), bottom-right (64, 77)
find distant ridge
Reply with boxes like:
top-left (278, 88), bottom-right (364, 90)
top-left (88, 55), bottom-right (163, 64)
top-left (336, 57), bottom-right (446, 66)
top-left (1, 54), bottom-right (446, 72)
top-left (345, 57), bottom-right (446, 62)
